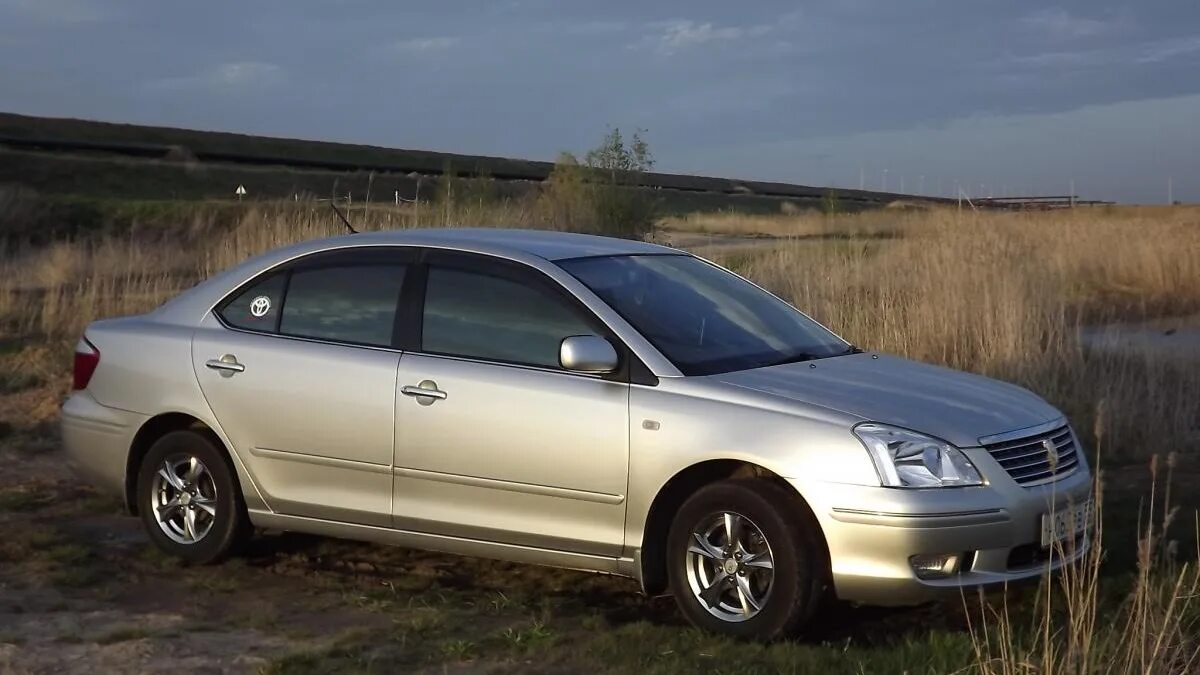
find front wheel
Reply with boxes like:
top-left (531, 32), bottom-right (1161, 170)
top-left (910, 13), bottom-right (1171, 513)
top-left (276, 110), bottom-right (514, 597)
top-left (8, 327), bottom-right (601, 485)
top-left (666, 478), bottom-right (827, 640)
top-left (136, 430), bottom-right (248, 565)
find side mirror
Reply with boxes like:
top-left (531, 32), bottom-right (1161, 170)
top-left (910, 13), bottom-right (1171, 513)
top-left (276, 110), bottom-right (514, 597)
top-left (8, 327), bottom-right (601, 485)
top-left (559, 335), bottom-right (619, 374)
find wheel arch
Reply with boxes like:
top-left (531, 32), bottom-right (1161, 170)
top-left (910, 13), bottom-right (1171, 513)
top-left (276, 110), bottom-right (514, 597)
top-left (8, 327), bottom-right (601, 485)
top-left (125, 412), bottom-right (236, 515)
top-left (637, 459), bottom-right (830, 596)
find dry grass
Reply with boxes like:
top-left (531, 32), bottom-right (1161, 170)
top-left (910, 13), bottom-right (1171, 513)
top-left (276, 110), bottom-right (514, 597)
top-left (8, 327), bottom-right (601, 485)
top-left (719, 206), bottom-right (1200, 462)
top-left (0, 201), bottom-right (1198, 673)
top-left (967, 450), bottom-right (1200, 675)
top-left (0, 202), bottom-right (1197, 452)
top-left (662, 205), bottom-right (923, 238)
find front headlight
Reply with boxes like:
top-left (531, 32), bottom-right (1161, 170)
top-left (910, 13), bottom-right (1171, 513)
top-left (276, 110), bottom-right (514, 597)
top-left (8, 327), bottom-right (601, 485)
top-left (853, 423), bottom-right (983, 488)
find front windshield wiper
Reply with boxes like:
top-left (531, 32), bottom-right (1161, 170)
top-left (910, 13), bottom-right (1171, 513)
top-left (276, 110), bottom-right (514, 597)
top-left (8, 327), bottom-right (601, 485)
top-left (762, 352), bottom-right (823, 368)
top-left (764, 345), bottom-right (863, 368)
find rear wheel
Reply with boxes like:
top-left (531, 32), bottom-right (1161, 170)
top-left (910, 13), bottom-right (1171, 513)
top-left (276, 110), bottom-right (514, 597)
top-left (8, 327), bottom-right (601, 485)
top-left (136, 430), bottom-right (248, 564)
top-left (666, 478), bottom-right (826, 640)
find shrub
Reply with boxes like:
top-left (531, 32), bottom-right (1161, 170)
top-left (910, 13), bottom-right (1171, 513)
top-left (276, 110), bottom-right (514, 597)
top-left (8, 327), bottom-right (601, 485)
top-left (537, 128), bottom-right (658, 240)
top-left (821, 189), bottom-right (841, 215)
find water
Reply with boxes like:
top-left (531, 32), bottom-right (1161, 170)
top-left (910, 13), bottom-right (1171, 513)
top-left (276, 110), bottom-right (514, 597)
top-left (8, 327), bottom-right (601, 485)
top-left (1081, 315), bottom-right (1200, 358)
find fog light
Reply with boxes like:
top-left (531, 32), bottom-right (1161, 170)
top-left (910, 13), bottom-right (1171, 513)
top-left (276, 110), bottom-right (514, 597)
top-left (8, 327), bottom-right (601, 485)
top-left (910, 553), bottom-right (960, 579)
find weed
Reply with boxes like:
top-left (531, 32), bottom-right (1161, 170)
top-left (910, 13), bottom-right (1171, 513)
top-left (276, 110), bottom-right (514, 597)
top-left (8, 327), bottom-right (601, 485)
top-left (0, 488), bottom-right (53, 512)
top-left (438, 639), bottom-right (475, 660)
top-left (94, 625), bottom-right (153, 645)
top-left (498, 620), bottom-right (554, 652)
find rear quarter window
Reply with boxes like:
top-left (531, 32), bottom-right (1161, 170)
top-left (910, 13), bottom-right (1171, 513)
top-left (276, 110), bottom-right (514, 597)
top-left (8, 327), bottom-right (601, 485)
top-left (218, 273), bottom-right (286, 332)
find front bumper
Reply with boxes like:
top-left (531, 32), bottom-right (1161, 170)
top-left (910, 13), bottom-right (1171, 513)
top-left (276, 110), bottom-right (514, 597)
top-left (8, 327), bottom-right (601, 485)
top-left (792, 453), bottom-right (1094, 606)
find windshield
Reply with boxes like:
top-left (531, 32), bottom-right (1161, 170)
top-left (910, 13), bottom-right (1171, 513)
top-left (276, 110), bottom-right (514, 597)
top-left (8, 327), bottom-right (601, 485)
top-left (558, 254), bottom-right (850, 376)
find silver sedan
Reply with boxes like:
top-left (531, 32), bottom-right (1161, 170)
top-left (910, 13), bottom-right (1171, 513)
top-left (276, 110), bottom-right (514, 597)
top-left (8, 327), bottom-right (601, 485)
top-left (62, 228), bottom-right (1092, 640)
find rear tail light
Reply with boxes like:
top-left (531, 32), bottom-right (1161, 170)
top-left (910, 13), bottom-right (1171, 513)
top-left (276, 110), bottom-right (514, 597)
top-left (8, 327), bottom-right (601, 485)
top-left (73, 338), bottom-right (100, 390)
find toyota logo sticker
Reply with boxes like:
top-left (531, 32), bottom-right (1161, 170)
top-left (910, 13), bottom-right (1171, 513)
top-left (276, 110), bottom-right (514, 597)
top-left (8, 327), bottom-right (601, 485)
top-left (249, 295), bottom-right (272, 318)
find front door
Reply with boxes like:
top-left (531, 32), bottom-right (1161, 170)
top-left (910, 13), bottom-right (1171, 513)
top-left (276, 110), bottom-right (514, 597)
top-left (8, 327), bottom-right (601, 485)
top-left (192, 249), bottom-right (410, 527)
top-left (392, 253), bottom-right (629, 556)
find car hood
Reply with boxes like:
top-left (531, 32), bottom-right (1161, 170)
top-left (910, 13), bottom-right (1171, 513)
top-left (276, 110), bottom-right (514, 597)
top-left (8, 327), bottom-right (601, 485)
top-left (709, 353), bottom-right (1061, 448)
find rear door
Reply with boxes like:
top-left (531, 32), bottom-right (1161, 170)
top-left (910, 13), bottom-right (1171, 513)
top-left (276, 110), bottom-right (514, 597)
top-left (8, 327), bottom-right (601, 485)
top-left (191, 248), bottom-right (412, 527)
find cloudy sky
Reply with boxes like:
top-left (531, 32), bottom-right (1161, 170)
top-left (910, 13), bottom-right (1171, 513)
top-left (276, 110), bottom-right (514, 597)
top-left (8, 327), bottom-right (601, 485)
top-left (1, 0), bottom-right (1197, 202)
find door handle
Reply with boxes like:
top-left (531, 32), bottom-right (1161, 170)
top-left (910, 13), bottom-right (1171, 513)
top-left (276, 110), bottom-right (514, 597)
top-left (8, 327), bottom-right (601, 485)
top-left (205, 356), bottom-right (245, 375)
top-left (401, 380), bottom-right (447, 405)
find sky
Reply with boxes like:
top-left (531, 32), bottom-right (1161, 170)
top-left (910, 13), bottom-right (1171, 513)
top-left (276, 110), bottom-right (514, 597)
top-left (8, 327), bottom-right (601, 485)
top-left (1, 0), bottom-right (1197, 203)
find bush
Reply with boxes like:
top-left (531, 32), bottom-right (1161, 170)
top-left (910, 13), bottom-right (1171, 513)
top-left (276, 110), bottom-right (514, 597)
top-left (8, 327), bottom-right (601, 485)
top-left (821, 189), bottom-right (841, 215)
top-left (537, 129), bottom-right (659, 240)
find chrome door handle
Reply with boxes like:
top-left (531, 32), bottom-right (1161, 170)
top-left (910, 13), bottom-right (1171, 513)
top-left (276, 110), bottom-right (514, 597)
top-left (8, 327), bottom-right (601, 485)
top-left (205, 357), bottom-right (245, 374)
top-left (401, 386), bottom-right (446, 399)
top-left (401, 380), bottom-right (447, 405)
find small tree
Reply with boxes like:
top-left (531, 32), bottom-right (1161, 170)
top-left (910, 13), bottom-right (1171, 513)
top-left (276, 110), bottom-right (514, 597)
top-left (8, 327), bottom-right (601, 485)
top-left (585, 128), bottom-right (655, 175)
top-left (581, 127), bottom-right (658, 240)
top-left (538, 152), bottom-right (592, 229)
top-left (821, 189), bottom-right (841, 215)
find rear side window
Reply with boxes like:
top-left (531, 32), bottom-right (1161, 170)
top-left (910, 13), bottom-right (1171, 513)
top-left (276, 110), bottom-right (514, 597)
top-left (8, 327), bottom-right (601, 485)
top-left (279, 265), bottom-right (406, 347)
top-left (218, 273), bottom-right (286, 331)
top-left (422, 266), bottom-right (595, 368)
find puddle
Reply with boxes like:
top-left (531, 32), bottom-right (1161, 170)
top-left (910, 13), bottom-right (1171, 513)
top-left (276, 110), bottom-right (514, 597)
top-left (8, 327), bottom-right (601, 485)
top-left (1081, 315), bottom-right (1200, 357)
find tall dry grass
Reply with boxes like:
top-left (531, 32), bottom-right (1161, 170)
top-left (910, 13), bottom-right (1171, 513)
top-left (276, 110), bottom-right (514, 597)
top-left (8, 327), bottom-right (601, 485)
top-left (662, 205), bottom-right (924, 238)
top-left (1, 201), bottom-right (1198, 672)
top-left (722, 206), bottom-right (1200, 462)
top-left (1, 202), bottom-right (1196, 457)
top-left (967, 448), bottom-right (1200, 675)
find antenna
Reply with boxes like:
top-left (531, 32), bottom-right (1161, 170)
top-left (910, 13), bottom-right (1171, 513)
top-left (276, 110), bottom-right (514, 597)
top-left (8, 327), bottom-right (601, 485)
top-left (330, 202), bottom-right (358, 234)
top-left (328, 179), bottom-right (358, 234)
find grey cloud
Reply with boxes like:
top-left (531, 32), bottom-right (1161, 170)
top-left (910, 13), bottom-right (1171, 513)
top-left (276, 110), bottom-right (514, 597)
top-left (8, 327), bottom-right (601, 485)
top-left (1136, 35), bottom-right (1200, 63)
top-left (628, 11), bottom-right (800, 55)
top-left (1020, 7), bottom-right (1122, 40)
top-left (1004, 34), bottom-right (1200, 69)
top-left (388, 37), bottom-right (461, 53)
top-left (148, 62), bottom-right (285, 92)
top-left (0, 0), bottom-right (107, 23)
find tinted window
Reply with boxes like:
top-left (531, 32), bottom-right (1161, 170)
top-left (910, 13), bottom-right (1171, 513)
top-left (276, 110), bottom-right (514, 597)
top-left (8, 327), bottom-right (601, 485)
top-left (279, 265), bottom-right (406, 347)
top-left (422, 266), bottom-right (595, 368)
top-left (559, 255), bottom-right (849, 376)
top-left (219, 273), bottom-right (286, 332)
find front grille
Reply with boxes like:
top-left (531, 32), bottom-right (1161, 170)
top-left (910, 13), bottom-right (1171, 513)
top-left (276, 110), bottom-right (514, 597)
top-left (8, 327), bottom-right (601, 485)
top-left (983, 424), bottom-right (1079, 485)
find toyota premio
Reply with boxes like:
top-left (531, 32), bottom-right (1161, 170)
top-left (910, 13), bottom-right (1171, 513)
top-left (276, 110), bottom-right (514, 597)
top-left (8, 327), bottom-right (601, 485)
top-left (62, 228), bottom-right (1092, 639)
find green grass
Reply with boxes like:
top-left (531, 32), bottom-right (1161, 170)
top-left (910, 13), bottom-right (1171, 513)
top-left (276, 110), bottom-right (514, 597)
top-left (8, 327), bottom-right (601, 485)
top-left (437, 638), bottom-right (476, 660)
top-left (0, 488), bottom-right (53, 512)
top-left (94, 626), bottom-right (154, 645)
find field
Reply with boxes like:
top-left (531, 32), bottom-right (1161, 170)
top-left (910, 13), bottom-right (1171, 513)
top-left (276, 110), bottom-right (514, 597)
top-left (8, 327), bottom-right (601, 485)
top-left (1, 197), bottom-right (1198, 673)
top-left (0, 112), bottom-right (923, 210)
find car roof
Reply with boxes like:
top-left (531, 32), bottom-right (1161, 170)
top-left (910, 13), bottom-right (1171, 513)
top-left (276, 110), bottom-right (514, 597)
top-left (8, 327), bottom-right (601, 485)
top-left (146, 227), bottom-right (686, 329)
top-left (339, 227), bottom-right (678, 261)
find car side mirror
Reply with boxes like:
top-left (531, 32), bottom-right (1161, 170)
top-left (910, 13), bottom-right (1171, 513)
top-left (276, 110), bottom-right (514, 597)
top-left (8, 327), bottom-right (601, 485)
top-left (559, 335), bottom-right (619, 374)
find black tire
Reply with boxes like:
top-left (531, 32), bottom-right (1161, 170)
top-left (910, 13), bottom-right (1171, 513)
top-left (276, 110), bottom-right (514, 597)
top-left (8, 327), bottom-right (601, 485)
top-left (666, 478), bottom-right (827, 640)
top-left (136, 429), bottom-right (249, 565)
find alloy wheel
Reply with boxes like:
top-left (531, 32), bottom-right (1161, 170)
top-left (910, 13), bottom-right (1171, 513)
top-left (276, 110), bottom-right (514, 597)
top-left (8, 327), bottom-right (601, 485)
top-left (148, 454), bottom-right (218, 544)
top-left (684, 511), bottom-right (775, 622)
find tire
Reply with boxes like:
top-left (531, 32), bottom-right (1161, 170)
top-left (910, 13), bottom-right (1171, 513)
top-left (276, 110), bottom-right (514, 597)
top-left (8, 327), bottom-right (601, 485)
top-left (136, 429), bottom-right (249, 565)
top-left (666, 478), bottom-right (827, 640)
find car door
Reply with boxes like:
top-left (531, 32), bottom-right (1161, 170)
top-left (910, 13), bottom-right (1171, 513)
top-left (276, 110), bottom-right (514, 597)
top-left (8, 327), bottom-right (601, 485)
top-left (192, 248), bottom-right (412, 527)
top-left (392, 251), bottom-right (630, 557)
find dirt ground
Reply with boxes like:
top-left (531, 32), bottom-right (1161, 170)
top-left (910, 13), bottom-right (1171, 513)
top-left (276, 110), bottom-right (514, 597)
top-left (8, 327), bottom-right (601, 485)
top-left (0, 398), bottom-right (971, 675)
top-left (1, 432), bottom-right (688, 674)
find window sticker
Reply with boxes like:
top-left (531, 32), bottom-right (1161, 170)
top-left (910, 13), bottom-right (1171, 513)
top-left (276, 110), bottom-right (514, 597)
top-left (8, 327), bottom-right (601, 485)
top-left (249, 295), bottom-right (272, 318)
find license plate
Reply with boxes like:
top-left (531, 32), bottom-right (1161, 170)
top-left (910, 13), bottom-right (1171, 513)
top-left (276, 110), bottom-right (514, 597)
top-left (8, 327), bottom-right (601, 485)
top-left (1040, 500), bottom-right (1091, 547)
